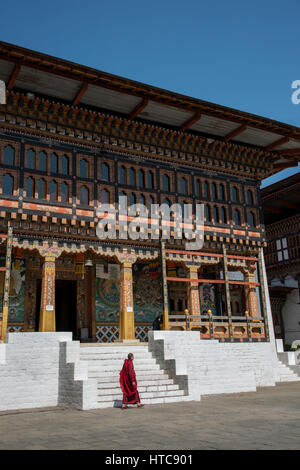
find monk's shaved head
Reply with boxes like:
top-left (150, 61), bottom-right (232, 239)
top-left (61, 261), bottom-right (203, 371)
top-left (128, 353), bottom-right (134, 360)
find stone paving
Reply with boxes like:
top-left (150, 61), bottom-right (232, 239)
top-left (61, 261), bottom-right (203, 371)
top-left (0, 382), bottom-right (299, 450)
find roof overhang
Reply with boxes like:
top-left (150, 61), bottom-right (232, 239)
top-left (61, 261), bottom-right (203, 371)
top-left (0, 40), bottom-right (299, 174)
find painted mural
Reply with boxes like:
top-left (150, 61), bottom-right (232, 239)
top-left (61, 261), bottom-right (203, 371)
top-left (95, 277), bottom-right (120, 322)
top-left (199, 283), bottom-right (217, 315)
top-left (133, 263), bottom-right (162, 322)
top-left (0, 257), bottom-right (25, 323)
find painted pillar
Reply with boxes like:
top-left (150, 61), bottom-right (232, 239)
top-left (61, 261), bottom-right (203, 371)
top-left (222, 244), bottom-right (233, 340)
top-left (160, 241), bottom-right (169, 330)
top-left (118, 254), bottom-right (137, 341)
top-left (187, 264), bottom-right (201, 317)
top-left (244, 262), bottom-right (260, 319)
top-left (0, 224), bottom-right (13, 342)
top-left (39, 253), bottom-right (56, 332)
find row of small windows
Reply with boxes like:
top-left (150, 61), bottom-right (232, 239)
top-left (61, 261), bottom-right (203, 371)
top-left (120, 167), bottom-right (155, 189)
top-left (2, 146), bottom-right (255, 204)
top-left (26, 149), bottom-right (70, 174)
top-left (2, 174), bottom-right (257, 227)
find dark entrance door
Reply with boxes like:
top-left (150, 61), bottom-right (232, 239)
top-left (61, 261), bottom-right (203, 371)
top-left (35, 279), bottom-right (77, 338)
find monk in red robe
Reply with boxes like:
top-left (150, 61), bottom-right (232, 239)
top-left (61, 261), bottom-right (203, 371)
top-left (119, 353), bottom-right (144, 409)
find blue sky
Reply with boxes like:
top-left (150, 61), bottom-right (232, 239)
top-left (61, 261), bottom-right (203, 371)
top-left (0, 0), bottom-right (299, 186)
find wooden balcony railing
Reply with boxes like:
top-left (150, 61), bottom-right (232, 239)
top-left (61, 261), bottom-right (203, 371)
top-left (167, 310), bottom-right (266, 341)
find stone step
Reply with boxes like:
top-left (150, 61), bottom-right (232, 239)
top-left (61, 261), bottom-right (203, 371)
top-left (80, 354), bottom-right (152, 361)
top-left (80, 346), bottom-right (148, 354)
top-left (93, 395), bottom-right (192, 408)
top-left (94, 373), bottom-right (171, 383)
top-left (98, 378), bottom-right (174, 388)
top-left (97, 384), bottom-right (180, 395)
top-left (81, 358), bottom-right (157, 366)
top-left (97, 389), bottom-right (185, 402)
top-left (87, 363), bottom-right (162, 373)
top-left (88, 369), bottom-right (167, 379)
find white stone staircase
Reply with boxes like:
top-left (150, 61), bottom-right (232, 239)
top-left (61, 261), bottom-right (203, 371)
top-left (277, 360), bottom-right (300, 382)
top-left (79, 344), bottom-right (190, 408)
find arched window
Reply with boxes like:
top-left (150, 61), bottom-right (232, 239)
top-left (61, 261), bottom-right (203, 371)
top-left (148, 170), bottom-right (154, 189)
top-left (129, 193), bottom-right (136, 206)
top-left (220, 206), bottom-right (226, 224)
top-left (163, 174), bottom-right (170, 192)
top-left (148, 195), bottom-right (154, 209)
top-left (50, 180), bottom-right (57, 201)
top-left (163, 198), bottom-right (171, 207)
top-left (203, 181), bottom-right (209, 198)
top-left (234, 209), bottom-right (241, 226)
top-left (119, 191), bottom-right (127, 205)
top-left (248, 211), bottom-right (256, 227)
top-left (80, 159), bottom-right (88, 178)
top-left (247, 190), bottom-right (254, 205)
top-left (138, 169), bottom-right (145, 187)
top-left (205, 205), bottom-right (211, 222)
top-left (212, 183), bottom-right (217, 200)
top-left (219, 184), bottom-right (225, 200)
top-left (61, 182), bottom-right (68, 203)
top-left (213, 205), bottom-right (219, 223)
top-left (129, 168), bottom-right (135, 186)
top-left (138, 194), bottom-right (146, 205)
top-left (101, 162), bottom-right (109, 181)
top-left (61, 155), bottom-right (69, 175)
top-left (38, 151), bottom-right (47, 171)
top-left (180, 177), bottom-right (187, 195)
top-left (100, 189), bottom-right (109, 204)
top-left (4, 145), bottom-right (15, 166)
top-left (26, 177), bottom-right (34, 198)
top-left (232, 186), bottom-right (239, 203)
top-left (2, 174), bottom-right (14, 195)
top-left (120, 166), bottom-right (126, 184)
top-left (80, 185), bottom-right (89, 205)
top-left (50, 153), bottom-right (58, 173)
top-left (27, 149), bottom-right (35, 169)
top-left (38, 178), bottom-right (46, 200)
top-left (196, 179), bottom-right (201, 197)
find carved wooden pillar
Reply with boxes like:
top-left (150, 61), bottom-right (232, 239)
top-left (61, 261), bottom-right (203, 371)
top-left (0, 224), bottom-right (13, 342)
top-left (160, 241), bottom-right (169, 330)
top-left (118, 253), bottom-right (137, 341)
top-left (39, 249), bottom-right (60, 332)
top-left (244, 262), bottom-right (260, 319)
top-left (187, 264), bottom-right (200, 317)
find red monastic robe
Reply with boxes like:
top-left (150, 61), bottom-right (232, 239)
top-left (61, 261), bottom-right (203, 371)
top-left (119, 359), bottom-right (140, 404)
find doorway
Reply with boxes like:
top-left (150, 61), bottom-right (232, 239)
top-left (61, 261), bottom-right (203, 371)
top-left (35, 279), bottom-right (77, 338)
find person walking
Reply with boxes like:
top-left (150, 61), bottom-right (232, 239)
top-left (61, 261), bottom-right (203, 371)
top-left (119, 353), bottom-right (144, 410)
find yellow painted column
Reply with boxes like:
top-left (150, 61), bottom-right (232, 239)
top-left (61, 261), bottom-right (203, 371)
top-left (118, 254), bottom-right (137, 341)
top-left (39, 254), bottom-right (56, 332)
top-left (187, 264), bottom-right (201, 317)
top-left (0, 224), bottom-right (13, 343)
top-left (244, 263), bottom-right (260, 319)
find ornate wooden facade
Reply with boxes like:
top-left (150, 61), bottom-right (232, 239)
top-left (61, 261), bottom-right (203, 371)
top-left (262, 174), bottom-right (300, 343)
top-left (0, 41), bottom-right (299, 343)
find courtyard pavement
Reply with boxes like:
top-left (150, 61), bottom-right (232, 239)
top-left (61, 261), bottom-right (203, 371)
top-left (0, 382), bottom-right (299, 450)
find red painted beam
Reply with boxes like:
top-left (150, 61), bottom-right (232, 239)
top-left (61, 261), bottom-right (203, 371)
top-left (7, 64), bottom-right (21, 90)
top-left (72, 82), bottom-right (88, 106)
top-left (179, 112), bottom-right (201, 132)
top-left (223, 124), bottom-right (247, 142)
top-left (128, 97), bottom-right (148, 120)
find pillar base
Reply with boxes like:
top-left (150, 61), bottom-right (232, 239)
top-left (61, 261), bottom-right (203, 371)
top-left (114, 339), bottom-right (141, 345)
